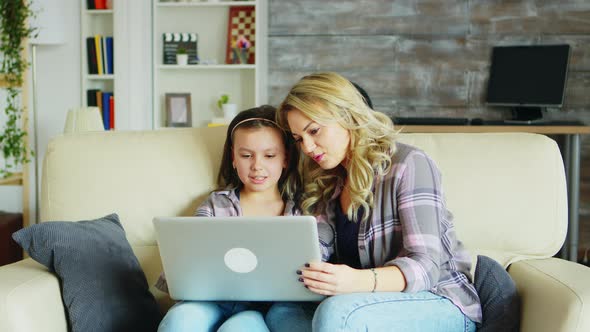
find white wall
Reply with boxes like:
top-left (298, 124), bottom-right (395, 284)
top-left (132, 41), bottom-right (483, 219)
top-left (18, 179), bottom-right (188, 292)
top-left (0, 0), bottom-right (152, 222)
top-left (0, 0), bottom-right (80, 215)
top-left (27, 0), bottom-right (81, 221)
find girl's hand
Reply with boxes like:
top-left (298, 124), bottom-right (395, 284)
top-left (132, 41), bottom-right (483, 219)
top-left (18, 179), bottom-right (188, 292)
top-left (298, 262), bottom-right (372, 296)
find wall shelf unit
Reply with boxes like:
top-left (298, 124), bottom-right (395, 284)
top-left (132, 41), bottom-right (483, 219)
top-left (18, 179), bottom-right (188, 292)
top-left (152, 0), bottom-right (267, 129)
top-left (80, 0), bottom-right (116, 129)
top-left (0, 173), bottom-right (23, 186)
top-left (84, 9), bottom-right (114, 14)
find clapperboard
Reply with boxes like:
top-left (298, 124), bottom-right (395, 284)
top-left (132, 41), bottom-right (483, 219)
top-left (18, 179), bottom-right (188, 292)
top-left (163, 32), bottom-right (199, 65)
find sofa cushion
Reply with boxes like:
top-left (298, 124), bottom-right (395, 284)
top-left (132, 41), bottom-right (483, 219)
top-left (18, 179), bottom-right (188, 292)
top-left (474, 255), bottom-right (520, 332)
top-left (12, 213), bottom-right (162, 332)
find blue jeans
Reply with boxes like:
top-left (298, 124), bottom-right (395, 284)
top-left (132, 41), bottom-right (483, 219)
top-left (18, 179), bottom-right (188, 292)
top-left (265, 292), bottom-right (476, 332)
top-left (158, 301), bottom-right (270, 332)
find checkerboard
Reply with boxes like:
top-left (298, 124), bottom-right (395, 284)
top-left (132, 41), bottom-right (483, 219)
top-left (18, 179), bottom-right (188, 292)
top-left (226, 6), bottom-right (256, 64)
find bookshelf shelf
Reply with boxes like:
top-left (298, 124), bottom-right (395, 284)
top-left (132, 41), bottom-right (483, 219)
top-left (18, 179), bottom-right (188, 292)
top-left (157, 1), bottom-right (256, 8)
top-left (157, 64), bottom-right (255, 70)
top-left (152, 0), bottom-right (267, 129)
top-left (0, 173), bottom-right (23, 186)
top-left (86, 74), bottom-right (115, 80)
top-left (85, 9), bottom-right (114, 14)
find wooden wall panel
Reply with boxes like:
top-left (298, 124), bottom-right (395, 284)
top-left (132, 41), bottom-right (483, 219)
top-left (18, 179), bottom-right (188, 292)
top-left (565, 72), bottom-right (590, 107)
top-left (268, 36), bottom-right (396, 71)
top-left (470, 1), bottom-right (590, 35)
top-left (268, 0), bottom-right (590, 257)
top-left (269, 0), bottom-right (469, 36)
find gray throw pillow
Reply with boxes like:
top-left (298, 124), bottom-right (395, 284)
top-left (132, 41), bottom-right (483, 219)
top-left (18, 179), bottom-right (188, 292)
top-left (474, 255), bottom-right (520, 332)
top-left (12, 213), bottom-right (162, 332)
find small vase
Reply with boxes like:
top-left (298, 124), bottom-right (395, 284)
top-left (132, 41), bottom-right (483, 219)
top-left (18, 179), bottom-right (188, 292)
top-left (222, 104), bottom-right (238, 123)
top-left (176, 54), bottom-right (188, 65)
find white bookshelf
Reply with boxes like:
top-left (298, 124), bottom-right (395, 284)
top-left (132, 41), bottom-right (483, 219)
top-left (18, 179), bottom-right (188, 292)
top-left (152, 0), bottom-right (268, 129)
top-left (80, 1), bottom-right (119, 129)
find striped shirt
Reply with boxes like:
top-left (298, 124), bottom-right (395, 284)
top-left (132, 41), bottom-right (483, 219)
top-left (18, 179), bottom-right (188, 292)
top-left (154, 189), bottom-right (301, 293)
top-left (315, 142), bottom-right (482, 323)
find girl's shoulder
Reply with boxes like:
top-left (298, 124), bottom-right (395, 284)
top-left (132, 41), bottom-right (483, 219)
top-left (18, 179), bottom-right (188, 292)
top-left (206, 189), bottom-right (238, 204)
top-left (196, 189), bottom-right (240, 216)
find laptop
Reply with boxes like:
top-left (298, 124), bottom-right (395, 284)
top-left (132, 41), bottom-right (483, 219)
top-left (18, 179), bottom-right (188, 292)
top-left (153, 216), bottom-right (325, 302)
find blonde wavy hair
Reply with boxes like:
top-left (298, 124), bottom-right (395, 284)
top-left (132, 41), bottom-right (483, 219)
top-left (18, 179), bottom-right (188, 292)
top-left (277, 72), bottom-right (398, 221)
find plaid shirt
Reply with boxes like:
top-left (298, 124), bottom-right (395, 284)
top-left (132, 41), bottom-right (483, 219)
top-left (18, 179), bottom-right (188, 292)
top-left (315, 142), bottom-right (482, 323)
top-left (154, 189), bottom-right (300, 293)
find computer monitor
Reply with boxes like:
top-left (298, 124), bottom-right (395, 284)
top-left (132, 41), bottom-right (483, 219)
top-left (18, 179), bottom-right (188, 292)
top-left (485, 44), bottom-right (571, 122)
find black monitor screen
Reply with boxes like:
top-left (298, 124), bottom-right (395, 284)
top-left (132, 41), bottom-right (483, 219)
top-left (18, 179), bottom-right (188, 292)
top-left (486, 44), bottom-right (570, 107)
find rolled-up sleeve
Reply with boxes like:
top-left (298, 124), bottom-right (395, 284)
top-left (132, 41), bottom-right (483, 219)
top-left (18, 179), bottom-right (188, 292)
top-left (386, 151), bottom-right (444, 292)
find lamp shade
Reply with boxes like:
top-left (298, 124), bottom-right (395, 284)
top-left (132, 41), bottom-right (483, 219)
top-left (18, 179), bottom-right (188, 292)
top-left (29, 0), bottom-right (66, 45)
top-left (64, 107), bottom-right (104, 133)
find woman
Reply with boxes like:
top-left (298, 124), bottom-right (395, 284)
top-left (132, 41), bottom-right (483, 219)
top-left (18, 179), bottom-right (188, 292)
top-left (270, 72), bottom-right (481, 331)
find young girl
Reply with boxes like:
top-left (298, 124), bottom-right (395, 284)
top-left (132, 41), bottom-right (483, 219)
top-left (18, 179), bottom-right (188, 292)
top-left (156, 105), bottom-right (301, 332)
top-left (270, 72), bottom-right (482, 331)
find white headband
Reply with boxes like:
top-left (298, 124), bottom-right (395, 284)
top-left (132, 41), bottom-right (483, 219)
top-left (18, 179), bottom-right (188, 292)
top-left (230, 117), bottom-right (279, 138)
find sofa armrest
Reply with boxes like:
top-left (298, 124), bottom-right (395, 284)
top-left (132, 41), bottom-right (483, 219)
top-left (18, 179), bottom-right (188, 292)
top-left (0, 259), bottom-right (67, 332)
top-left (508, 258), bottom-right (590, 332)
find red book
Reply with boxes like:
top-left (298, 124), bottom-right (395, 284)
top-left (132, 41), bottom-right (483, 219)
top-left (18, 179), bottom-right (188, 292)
top-left (109, 95), bottom-right (115, 129)
top-left (94, 0), bottom-right (106, 10)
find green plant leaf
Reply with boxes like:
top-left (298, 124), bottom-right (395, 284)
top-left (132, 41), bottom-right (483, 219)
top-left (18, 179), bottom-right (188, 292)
top-left (0, 1), bottom-right (36, 178)
top-left (217, 94), bottom-right (229, 109)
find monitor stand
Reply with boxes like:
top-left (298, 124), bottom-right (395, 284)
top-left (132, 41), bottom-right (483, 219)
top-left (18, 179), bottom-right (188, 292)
top-left (505, 106), bottom-right (544, 124)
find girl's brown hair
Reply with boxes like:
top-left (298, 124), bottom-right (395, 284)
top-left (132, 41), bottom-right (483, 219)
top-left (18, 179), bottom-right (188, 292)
top-left (218, 105), bottom-right (301, 203)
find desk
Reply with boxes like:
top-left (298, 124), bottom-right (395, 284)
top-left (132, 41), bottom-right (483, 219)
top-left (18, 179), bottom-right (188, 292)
top-left (398, 125), bottom-right (590, 262)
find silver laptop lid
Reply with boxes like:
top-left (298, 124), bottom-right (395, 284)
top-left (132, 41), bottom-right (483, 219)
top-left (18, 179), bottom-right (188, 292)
top-left (153, 216), bottom-right (325, 302)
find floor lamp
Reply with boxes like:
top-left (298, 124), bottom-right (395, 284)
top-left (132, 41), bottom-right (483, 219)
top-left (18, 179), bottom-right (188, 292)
top-left (29, 0), bottom-right (65, 224)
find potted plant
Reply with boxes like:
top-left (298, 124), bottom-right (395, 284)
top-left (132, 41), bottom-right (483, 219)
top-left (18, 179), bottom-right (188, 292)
top-left (176, 47), bottom-right (188, 66)
top-left (0, 1), bottom-right (36, 178)
top-left (217, 94), bottom-right (237, 123)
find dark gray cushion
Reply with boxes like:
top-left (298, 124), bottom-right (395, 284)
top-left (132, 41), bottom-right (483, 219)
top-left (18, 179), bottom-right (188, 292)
top-left (474, 255), bottom-right (520, 332)
top-left (12, 213), bottom-right (162, 332)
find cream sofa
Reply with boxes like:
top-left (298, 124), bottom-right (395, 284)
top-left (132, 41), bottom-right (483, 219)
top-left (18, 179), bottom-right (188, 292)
top-left (1, 127), bottom-right (589, 332)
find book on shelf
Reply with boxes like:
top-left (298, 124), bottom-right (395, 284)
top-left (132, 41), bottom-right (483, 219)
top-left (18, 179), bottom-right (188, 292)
top-left (86, 89), bottom-right (114, 130)
top-left (94, 35), bottom-right (103, 74)
top-left (86, 37), bottom-right (98, 74)
top-left (87, 35), bottom-right (113, 75)
top-left (102, 92), bottom-right (112, 130)
top-left (87, 89), bottom-right (99, 107)
top-left (96, 90), bottom-right (103, 114)
top-left (101, 36), bottom-right (108, 74)
top-left (92, 0), bottom-right (106, 10)
top-left (109, 94), bottom-right (115, 129)
top-left (106, 36), bottom-right (114, 74)
top-left (162, 32), bottom-right (199, 65)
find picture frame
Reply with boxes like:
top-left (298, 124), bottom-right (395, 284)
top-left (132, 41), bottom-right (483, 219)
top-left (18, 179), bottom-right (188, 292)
top-left (165, 93), bottom-right (192, 127)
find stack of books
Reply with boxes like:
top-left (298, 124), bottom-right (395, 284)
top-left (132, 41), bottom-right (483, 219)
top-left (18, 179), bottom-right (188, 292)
top-left (86, 89), bottom-right (115, 130)
top-left (86, 35), bottom-right (114, 75)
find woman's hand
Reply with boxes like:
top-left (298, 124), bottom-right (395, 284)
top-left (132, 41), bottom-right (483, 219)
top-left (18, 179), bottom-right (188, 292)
top-left (297, 262), bottom-right (373, 296)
